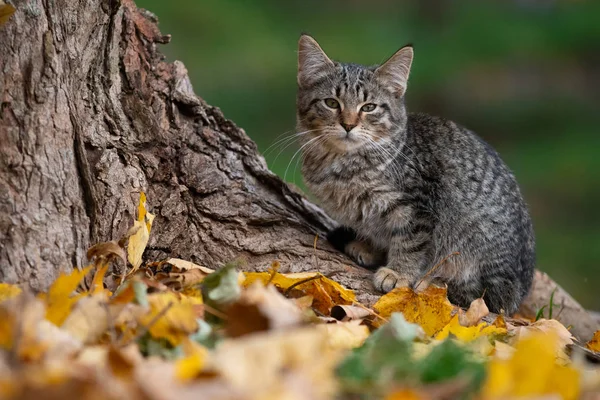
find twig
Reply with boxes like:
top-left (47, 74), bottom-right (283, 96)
top-left (126, 302), bottom-right (174, 345)
top-left (266, 261), bottom-right (280, 285)
top-left (351, 301), bottom-right (389, 324)
top-left (415, 251), bottom-right (460, 289)
top-left (203, 303), bottom-right (229, 320)
top-left (284, 275), bottom-right (322, 297)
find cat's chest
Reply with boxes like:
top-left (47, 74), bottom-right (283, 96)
top-left (309, 172), bottom-right (400, 232)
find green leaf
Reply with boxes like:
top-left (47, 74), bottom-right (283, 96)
top-left (418, 340), bottom-right (486, 397)
top-left (336, 312), bottom-right (419, 393)
top-left (201, 261), bottom-right (242, 323)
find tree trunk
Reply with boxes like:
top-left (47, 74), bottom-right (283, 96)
top-left (0, 0), bottom-right (596, 340)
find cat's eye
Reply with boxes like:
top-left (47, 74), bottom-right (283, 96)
top-left (361, 103), bottom-right (377, 112)
top-left (324, 98), bottom-right (340, 109)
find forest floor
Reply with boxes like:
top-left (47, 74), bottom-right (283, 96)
top-left (0, 192), bottom-right (599, 400)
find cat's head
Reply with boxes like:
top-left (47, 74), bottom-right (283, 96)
top-left (296, 34), bottom-right (413, 153)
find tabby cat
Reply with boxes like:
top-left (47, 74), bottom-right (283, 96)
top-left (296, 34), bottom-right (535, 314)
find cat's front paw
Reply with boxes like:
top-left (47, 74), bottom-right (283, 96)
top-left (373, 267), bottom-right (411, 293)
top-left (345, 240), bottom-right (384, 268)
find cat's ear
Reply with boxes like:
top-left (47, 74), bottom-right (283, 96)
top-left (298, 34), bottom-right (335, 88)
top-left (374, 45), bottom-right (414, 96)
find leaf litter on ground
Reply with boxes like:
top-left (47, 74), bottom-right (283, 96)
top-left (0, 192), bottom-right (598, 400)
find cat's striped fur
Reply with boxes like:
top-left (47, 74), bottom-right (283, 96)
top-left (296, 35), bottom-right (535, 314)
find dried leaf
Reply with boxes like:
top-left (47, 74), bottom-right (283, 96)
top-left (243, 271), bottom-right (356, 315)
top-left (165, 258), bottom-right (215, 275)
top-left (587, 330), bottom-right (600, 353)
top-left (175, 338), bottom-right (208, 382)
top-left (458, 297), bottom-right (489, 327)
top-left (211, 327), bottom-right (342, 398)
top-left (483, 332), bottom-right (580, 400)
top-left (317, 320), bottom-right (370, 350)
top-left (0, 1), bottom-right (16, 25)
top-left (225, 283), bottom-right (303, 337)
top-left (373, 286), bottom-right (455, 336)
top-left (61, 293), bottom-right (110, 344)
top-left (0, 283), bottom-right (22, 303)
top-left (330, 305), bottom-right (372, 322)
top-left (87, 241), bottom-right (127, 264)
top-left (139, 292), bottom-right (198, 345)
top-left (435, 314), bottom-right (507, 342)
top-left (39, 266), bottom-right (92, 326)
top-left (512, 318), bottom-right (574, 362)
top-left (127, 192), bottom-right (155, 272)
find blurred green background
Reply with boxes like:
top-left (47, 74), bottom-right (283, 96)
top-left (138, 0), bottom-right (600, 309)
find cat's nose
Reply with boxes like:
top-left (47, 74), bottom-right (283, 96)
top-left (340, 122), bottom-right (357, 133)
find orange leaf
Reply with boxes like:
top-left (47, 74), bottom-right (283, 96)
top-left (586, 330), bottom-right (600, 353)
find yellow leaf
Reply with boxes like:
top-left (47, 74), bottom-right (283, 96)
top-left (586, 330), bottom-right (600, 353)
top-left (139, 292), bottom-right (198, 345)
top-left (483, 332), bottom-right (580, 400)
top-left (373, 286), bottom-right (454, 336)
top-left (39, 267), bottom-right (92, 326)
top-left (317, 320), bottom-right (370, 350)
top-left (0, 1), bottom-right (16, 25)
top-left (176, 353), bottom-right (205, 382)
top-left (211, 327), bottom-right (341, 398)
top-left (90, 261), bottom-right (111, 295)
top-left (61, 293), bottom-right (110, 344)
top-left (0, 283), bottom-right (22, 303)
top-left (243, 271), bottom-right (355, 315)
top-left (435, 314), bottom-right (507, 342)
top-left (127, 192), bottom-right (155, 272)
top-left (176, 338), bottom-right (209, 382)
top-left (512, 318), bottom-right (574, 363)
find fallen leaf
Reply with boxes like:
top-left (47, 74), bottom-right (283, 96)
top-left (317, 320), bottom-right (370, 350)
top-left (39, 266), bottom-right (92, 326)
top-left (482, 332), bottom-right (580, 400)
top-left (458, 297), bottom-right (489, 327)
top-left (175, 338), bottom-right (208, 382)
top-left (139, 291), bottom-right (198, 345)
top-left (491, 314), bottom-right (506, 329)
top-left (373, 286), bottom-right (455, 336)
top-left (225, 283), bottom-right (303, 337)
top-left (435, 314), bottom-right (507, 342)
top-left (87, 241), bottom-right (127, 264)
top-left (61, 293), bottom-right (110, 344)
top-left (127, 192), bottom-right (155, 272)
top-left (330, 305), bottom-right (372, 322)
top-left (512, 318), bottom-right (574, 363)
top-left (587, 330), bottom-right (600, 353)
top-left (211, 327), bottom-right (342, 399)
top-left (0, 283), bottom-right (22, 303)
top-left (164, 258), bottom-right (215, 275)
top-left (243, 271), bottom-right (356, 315)
top-left (89, 260), bottom-right (111, 296)
top-left (0, 1), bottom-right (16, 25)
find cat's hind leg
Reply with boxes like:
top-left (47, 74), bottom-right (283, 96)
top-left (327, 226), bottom-right (385, 269)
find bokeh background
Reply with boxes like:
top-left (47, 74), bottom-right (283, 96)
top-left (138, 0), bottom-right (600, 309)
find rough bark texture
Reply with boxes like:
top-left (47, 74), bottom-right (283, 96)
top-left (0, 0), bottom-right (596, 339)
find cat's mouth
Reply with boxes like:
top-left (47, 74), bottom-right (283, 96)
top-left (327, 130), bottom-right (368, 152)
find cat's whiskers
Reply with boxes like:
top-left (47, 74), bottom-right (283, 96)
top-left (284, 134), bottom-right (332, 182)
top-left (270, 129), bottom-right (325, 167)
top-left (363, 135), bottom-right (405, 185)
top-left (264, 129), bottom-right (322, 159)
top-left (370, 131), bottom-right (423, 181)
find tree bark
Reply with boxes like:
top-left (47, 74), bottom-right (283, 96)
top-left (0, 0), bottom-right (596, 340)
